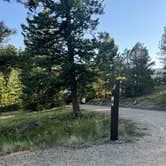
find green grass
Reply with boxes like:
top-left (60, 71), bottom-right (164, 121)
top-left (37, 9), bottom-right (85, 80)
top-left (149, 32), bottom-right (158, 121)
top-left (121, 88), bottom-right (166, 109)
top-left (0, 107), bottom-right (144, 154)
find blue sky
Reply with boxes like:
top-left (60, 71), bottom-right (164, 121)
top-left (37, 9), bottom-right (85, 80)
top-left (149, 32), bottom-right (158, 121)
top-left (0, 0), bottom-right (166, 68)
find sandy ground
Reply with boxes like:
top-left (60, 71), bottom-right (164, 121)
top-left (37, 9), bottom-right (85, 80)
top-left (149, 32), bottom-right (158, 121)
top-left (0, 105), bottom-right (166, 166)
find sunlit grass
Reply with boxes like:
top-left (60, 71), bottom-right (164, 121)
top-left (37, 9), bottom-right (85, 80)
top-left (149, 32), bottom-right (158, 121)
top-left (0, 115), bottom-right (15, 120)
top-left (0, 107), bottom-right (144, 154)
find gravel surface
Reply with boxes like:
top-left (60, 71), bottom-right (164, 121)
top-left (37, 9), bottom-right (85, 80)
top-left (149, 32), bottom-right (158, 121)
top-left (0, 105), bottom-right (166, 166)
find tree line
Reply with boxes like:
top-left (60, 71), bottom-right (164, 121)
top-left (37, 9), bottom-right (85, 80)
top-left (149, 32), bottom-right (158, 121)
top-left (0, 0), bottom-right (166, 115)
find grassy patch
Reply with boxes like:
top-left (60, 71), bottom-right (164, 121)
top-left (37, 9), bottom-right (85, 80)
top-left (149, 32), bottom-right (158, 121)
top-left (0, 108), bottom-right (144, 154)
top-left (120, 88), bottom-right (166, 110)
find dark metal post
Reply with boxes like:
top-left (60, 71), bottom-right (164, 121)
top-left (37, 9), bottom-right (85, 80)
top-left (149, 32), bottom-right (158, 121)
top-left (111, 80), bottom-right (120, 141)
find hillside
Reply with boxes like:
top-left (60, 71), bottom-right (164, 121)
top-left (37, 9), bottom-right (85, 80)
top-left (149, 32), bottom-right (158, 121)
top-left (120, 86), bottom-right (166, 111)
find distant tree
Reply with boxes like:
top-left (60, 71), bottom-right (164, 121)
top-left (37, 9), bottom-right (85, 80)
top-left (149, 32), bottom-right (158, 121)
top-left (160, 27), bottom-right (166, 68)
top-left (159, 27), bottom-right (166, 83)
top-left (22, 0), bottom-right (104, 115)
top-left (123, 43), bottom-right (154, 97)
top-left (93, 32), bottom-right (118, 99)
top-left (0, 21), bottom-right (15, 44)
top-left (0, 46), bottom-right (22, 111)
top-left (0, 45), bottom-right (20, 77)
top-left (0, 21), bottom-right (18, 78)
top-left (0, 21), bottom-right (21, 111)
top-left (0, 69), bottom-right (22, 109)
top-left (3, 0), bottom-right (39, 8)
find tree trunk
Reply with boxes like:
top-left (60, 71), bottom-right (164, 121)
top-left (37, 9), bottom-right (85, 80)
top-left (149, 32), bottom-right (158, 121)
top-left (68, 45), bottom-right (80, 117)
top-left (65, 9), bottom-right (80, 116)
top-left (71, 71), bottom-right (80, 117)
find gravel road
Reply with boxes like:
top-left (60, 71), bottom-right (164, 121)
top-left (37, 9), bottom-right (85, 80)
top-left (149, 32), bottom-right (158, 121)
top-left (0, 105), bottom-right (166, 166)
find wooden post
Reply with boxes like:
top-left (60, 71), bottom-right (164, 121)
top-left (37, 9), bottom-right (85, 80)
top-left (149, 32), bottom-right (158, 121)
top-left (111, 80), bottom-right (120, 141)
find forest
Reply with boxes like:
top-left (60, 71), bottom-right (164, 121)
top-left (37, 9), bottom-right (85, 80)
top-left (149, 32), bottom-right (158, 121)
top-left (0, 0), bottom-right (166, 158)
top-left (1, 0), bottom-right (165, 115)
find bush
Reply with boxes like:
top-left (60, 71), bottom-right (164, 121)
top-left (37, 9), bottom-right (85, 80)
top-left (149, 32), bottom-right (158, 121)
top-left (0, 104), bottom-right (20, 113)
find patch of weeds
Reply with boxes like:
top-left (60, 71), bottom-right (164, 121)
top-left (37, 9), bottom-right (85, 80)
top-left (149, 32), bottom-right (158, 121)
top-left (0, 108), bottom-right (145, 154)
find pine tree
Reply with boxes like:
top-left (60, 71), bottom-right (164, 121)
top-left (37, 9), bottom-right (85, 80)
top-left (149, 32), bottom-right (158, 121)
top-left (159, 27), bottom-right (166, 83)
top-left (0, 69), bottom-right (22, 111)
top-left (20, 8), bottom-right (66, 111)
top-left (22, 0), bottom-right (104, 115)
top-left (3, 0), bottom-right (39, 7)
top-left (93, 32), bottom-right (118, 99)
top-left (0, 21), bottom-right (15, 44)
top-left (0, 45), bottom-right (19, 77)
top-left (160, 27), bottom-right (166, 68)
top-left (123, 43), bottom-right (154, 97)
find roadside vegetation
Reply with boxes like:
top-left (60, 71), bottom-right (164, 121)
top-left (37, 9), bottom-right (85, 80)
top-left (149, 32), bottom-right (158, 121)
top-left (120, 87), bottom-right (166, 110)
top-left (88, 87), bottom-right (166, 111)
top-left (0, 107), bottom-right (144, 154)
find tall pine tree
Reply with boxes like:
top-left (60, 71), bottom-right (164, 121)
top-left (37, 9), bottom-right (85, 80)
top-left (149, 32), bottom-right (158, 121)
top-left (123, 43), bottom-right (154, 97)
top-left (22, 0), bottom-right (104, 115)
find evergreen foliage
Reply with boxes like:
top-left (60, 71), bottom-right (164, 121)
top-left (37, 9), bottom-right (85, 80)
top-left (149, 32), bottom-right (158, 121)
top-left (22, 0), bottom-right (104, 115)
top-left (93, 32), bottom-right (118, 99)
top-left (122, 43), bottom-right (154, 97)
top-left (0, 21), bottom-right (15, 44)
top-left (159, 27), bottom-right (166, 84)
top-left (160, 27), bottom-right (166, 68)
top-left (0, 45), bottom-right (22, 111)
top-left (0, 0), bottom-right (158, 112)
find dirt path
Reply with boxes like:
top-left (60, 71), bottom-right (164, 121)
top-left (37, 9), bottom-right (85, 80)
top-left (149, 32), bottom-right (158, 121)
top-left (0, 105), bottom-right (166, 166)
